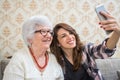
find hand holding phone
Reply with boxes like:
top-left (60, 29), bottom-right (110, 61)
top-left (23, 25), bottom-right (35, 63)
top-left (95, 4), bottom-right (113, 34)
top-left (95, 4), bottom-right (107, 21)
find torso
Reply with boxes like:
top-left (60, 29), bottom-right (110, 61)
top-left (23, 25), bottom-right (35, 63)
top-left (3, 49), bottom-right (64, 80)
top-left (63, 55), bottom-right (91, 80)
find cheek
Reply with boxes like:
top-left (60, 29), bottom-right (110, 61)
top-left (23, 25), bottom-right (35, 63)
top-left (51, 37), bottom-right (53, 40)
top-left (33, 35), bottom-right (42, 42)
top-left (58, 39), bottom-right (66, 46)
top-left (58, 37), bottom-right (64, 42)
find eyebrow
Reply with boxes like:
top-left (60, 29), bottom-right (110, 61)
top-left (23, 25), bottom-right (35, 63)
top-left (58, 33), bottom-right (67, 37)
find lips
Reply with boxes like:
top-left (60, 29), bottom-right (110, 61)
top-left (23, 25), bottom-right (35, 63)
top-left (67, 40), bottom-right (74, 44)
top-left (42, 39), bottom-right (51, 42)
top-left (42, 38), bottom-right (51, 43)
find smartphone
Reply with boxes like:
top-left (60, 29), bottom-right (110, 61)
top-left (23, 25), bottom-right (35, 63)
top-left (95, 4), bottom-right (108, 21)
top-left (95, 4), bottom-right (113, 34)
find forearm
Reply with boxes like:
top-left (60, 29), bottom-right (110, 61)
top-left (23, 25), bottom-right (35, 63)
top-left (106, 31), bottom-right (120, 49)
top-left (98, 11), bottom-right (120, 50)
top-left (115, 26), bottom-right (120, 36)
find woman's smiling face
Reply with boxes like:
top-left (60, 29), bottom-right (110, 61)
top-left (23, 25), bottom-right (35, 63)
top-left (57, 28), bottom-right (76, 50)
top-left (31, 26), bottom-right (53, 49)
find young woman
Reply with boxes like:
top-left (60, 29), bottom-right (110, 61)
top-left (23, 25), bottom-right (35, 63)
top-left (50, 12), bottom-right (120, 80)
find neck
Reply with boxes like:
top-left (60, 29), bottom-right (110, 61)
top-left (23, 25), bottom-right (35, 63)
top-left (63, 49), bottom-right (73, 64)
top-left (29, 46), bottom-right (47, 59)
top-left (29, 47), bottom-right (48, 71)
top-left (63, 48), bottom-right (73, 57)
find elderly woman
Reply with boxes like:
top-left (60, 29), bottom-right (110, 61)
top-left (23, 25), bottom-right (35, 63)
top-left (3, 16), bottom-right (64, 80)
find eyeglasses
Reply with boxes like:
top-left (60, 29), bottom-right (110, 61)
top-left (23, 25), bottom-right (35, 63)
top-left (34, 30), bottom-right (54, 36)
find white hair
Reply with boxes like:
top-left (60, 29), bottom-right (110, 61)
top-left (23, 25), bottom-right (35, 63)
top-left (22, 15), bottom-right (53, 46)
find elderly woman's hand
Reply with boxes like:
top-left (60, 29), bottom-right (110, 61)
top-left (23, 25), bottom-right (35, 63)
top-left (99, 11), bottom-right (120, 36)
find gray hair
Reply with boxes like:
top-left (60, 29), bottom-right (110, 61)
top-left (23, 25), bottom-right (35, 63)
top-left (22, 15), bottom-right (53, 46)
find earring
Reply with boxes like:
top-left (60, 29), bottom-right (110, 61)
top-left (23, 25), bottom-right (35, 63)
top-left (58, 44), bottom-right (61, 47)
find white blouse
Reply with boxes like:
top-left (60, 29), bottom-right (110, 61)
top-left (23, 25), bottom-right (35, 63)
top-left (3, 48), bottom-right (64, 80)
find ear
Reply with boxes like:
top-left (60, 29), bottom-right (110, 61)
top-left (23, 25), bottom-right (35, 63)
top-left (27, 39), bottom-right (32, 44)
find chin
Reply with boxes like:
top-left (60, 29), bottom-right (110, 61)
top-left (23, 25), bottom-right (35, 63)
top-left (44, 46), bottom-right (50, 49)
top-left (68, 45), bottom-right (76, 48)
top-left (71, 45), bottom-right (76, 48)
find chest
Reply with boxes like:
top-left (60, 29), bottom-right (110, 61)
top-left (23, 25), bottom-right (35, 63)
top-left (64, 61), bottom-right (90, 80)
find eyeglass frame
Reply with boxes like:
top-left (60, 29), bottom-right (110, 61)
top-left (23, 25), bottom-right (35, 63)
top-left (34, 29), bottom-right (54, 36)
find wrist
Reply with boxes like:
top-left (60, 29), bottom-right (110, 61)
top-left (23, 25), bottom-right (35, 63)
top-left (115, 28), bottom-right (120, 36)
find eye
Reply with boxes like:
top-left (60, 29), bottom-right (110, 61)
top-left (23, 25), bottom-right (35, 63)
top-left (41, 30), bottom-right (46, 33)
top-left (61, 35), bottom-right (65, 38)
top-left (60, 34), bottom-right (67, 38)
top-left (69, 31), bottom-right (73, 34)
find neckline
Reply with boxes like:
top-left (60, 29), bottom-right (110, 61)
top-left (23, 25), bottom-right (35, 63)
top-left (29, 47), bottom-right (48, 71)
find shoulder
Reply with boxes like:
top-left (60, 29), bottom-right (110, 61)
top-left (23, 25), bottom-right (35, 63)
top-left (82, 43), bottom-right (94, 52)
top-left (48, 53), bottom-right (57, 61)
top-left (48, 52), bottom-right (55, 57)
top-left (12, 50), bottom-right (28, 59)
top-left (9, 48), bottom-right (30, 64)
top-left (4, 48), bottom-right (31, 71)
top-left (48, 53), bottom-right (60, 65)
top-left (48, 53), bottom-right (63, 71)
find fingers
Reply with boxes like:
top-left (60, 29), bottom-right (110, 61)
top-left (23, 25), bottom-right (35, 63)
top-left (100, 11), bottom-right (113, 19)
top-left (100, 24), bottom-right (117, 31)
top-left (99, 12), bottom-right (120, 35)
top-left (99, 19), bottom-right (116, 25)
top-left (99, 11), bottom-right (116, 25)
top-left (99, 18), bottom-right (118, 31)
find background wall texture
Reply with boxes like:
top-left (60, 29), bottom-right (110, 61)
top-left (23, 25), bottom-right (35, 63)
top-left (0, 0), bottom-right (120, 60)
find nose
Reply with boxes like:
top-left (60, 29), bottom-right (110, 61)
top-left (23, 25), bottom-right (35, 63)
top-left (67, 34), bottom-right (73, 40)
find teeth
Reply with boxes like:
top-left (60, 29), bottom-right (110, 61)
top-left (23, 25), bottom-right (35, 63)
top-left (43, 39), bottom-right (51, 42)
top-left (68, 40), bottom-right (74, 44)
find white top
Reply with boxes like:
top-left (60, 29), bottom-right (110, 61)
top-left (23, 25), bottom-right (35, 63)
top-left (3, 47), bottom-right (64, 80)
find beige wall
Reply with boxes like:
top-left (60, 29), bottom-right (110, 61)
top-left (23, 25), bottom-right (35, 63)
top-left (0, 0), bottom-right (120, 60)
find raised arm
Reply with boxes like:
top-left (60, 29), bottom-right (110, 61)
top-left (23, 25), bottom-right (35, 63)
top-left (99, 12), bottom-right (120, 49)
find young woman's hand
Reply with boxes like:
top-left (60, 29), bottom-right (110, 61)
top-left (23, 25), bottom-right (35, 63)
top-left (99, 11), bottom-right (120, 36)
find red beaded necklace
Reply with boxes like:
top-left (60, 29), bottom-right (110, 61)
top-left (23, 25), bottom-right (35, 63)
top-left (29, 47), bottom-right (48, 70)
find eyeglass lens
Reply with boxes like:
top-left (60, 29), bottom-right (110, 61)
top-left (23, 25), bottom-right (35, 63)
top-left (35, 30), bottom-right (54, 36)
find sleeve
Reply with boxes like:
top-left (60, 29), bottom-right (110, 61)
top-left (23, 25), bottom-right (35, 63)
top-left (3, 53), bottom-right (24, 80)
top-left (84, 38), bottom-right (116, 59)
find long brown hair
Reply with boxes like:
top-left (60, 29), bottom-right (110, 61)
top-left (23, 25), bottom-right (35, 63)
top-left (50, 23), bottom-right (84, 71)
